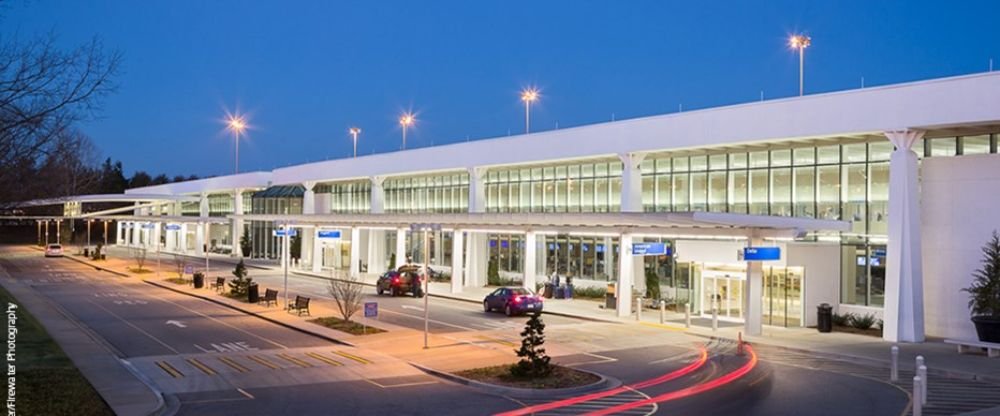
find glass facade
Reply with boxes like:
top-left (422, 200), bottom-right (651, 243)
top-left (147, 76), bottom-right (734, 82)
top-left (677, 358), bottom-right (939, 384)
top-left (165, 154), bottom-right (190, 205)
top-left (485, 159), bottom-right (623, 213)
top-left (384, 173), bottom-right (469, 213)
top-left (248, 186), bottom-right (304, 259)
top-left (316, 181), bottom-right (371, 213)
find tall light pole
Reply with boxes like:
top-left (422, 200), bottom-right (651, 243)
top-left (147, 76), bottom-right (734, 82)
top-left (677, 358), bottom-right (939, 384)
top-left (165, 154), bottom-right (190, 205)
top-left (399, 113), bottom-right (415, 150)
top-left (521, 88), bottom-right (539, 134)
top-left (86, 219), bottom-right (92, 249)
top-left (227, 114), bottom-right (248, 174)
top-left (349, 127), bottom-right (361, 158)
top-left (789, 34), bottom-right (811, 96)
top-left (103, 220), bottom-right (110, 247)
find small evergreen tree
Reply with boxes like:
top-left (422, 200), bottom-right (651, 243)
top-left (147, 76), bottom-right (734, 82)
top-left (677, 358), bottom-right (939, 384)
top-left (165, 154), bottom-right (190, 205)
top-left (510, 313), bottom-right (552, 378)
top-left (229, 259), bottom-right (253, 296)
top-left (487, 256), bottom-right (501, 286)
top-left (290, 234), bottom-right (302, 260)
top-left (240, 233), bottom-right (252, 258)
top-left (964, 230), bottom-right (1000, 317)
top-left (645, 269), bottom-right (661, 301)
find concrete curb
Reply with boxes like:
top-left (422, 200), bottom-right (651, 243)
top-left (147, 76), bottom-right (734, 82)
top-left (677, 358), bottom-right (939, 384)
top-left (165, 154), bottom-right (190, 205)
top-left (410, 362), bottom-right (620, 399)
top-left (142, 279), bottom-right (356, 348)
top-left (289, 270), bottom-right (621, 324)
top-left (60, 253), bottom-right (131, 278)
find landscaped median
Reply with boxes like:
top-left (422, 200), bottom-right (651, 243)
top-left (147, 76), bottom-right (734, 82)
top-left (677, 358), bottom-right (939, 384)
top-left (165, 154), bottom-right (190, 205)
top-left (0, 284), bottom-right (113, 416)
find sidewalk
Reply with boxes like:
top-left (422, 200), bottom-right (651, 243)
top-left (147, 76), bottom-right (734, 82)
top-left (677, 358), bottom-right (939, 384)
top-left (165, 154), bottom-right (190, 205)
top-left (90, 245), bottom-right (1000, 384)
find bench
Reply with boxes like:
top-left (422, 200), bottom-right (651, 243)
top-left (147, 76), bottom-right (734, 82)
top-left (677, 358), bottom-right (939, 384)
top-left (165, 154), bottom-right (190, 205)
top-left (289, 295), bottom-right (311, 316)
top-left (944, 339), bottom-right (1000, 358)
top-left (210, 277), bottom-right (226, 293)
top-left (261, 288), bottom-right (278, 307)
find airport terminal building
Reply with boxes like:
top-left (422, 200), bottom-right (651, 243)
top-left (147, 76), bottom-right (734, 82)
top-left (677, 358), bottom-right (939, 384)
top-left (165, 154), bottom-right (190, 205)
top-left (35, 72), bottom-right (1000, 344)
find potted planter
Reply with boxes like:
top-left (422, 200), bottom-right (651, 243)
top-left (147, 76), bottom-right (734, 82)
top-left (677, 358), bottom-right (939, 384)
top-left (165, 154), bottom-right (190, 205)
top-left (963, 231), bottom-right (1000, 343)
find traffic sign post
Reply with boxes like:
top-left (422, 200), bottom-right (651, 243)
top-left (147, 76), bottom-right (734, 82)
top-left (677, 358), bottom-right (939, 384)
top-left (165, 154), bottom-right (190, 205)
top-left (363, 302), bottom-right (378, 335)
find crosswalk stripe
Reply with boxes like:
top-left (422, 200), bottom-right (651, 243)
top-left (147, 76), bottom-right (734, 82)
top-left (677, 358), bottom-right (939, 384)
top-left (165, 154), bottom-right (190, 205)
top-left (155, 361), bottom-right (184, 378)
top-left (217, 356), bottom-right (251, 373)
top-left (277, 353), bottom-right (313, 368)
top-left (246, 355), bottom-right (280, 370)
top-left (305, 352), bottom-right (343, 367)
top-left (332, 350), bottom-right (373, 364)
top-left (186, 358), bottom-right (217, 376)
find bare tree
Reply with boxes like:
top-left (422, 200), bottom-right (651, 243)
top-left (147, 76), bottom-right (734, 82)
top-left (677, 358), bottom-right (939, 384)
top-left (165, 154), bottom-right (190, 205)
top-left (327, 271), bottom-right (364, 323)
top-left (130, 246), bottom-right (147, 272)
top-left (172, 254), bottom-right (187, 279)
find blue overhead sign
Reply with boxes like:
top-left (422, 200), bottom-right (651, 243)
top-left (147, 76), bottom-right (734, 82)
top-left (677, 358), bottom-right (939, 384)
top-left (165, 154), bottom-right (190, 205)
top-left (141, 223), bottom-right (155, 229)
top-left (317, 230), bottom-right (342, 239)
top-left (272, 229), bottom-right (298, 237)
top-left (743, 247), bottom-right (781, 261)
top-left (632, 242), bottom-right (671, 256)
top-left (165, 224), bottom-right (181, 231)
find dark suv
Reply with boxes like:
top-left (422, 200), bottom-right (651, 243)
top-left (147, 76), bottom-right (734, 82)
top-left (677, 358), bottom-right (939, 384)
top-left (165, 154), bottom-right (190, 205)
top-left (376, 265), bottom-right (424, 297)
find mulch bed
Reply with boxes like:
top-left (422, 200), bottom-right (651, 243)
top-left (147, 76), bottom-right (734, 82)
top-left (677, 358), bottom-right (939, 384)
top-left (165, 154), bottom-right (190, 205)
top-left (308, 317), bottom-right (386, 335)
top-left (456, 364), bottom-right (600, 389)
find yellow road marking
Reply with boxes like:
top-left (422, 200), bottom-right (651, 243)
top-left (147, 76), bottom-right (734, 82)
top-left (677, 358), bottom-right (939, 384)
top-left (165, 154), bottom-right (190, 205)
top-left (186, 358), bottom-right (217, 376)
top-left (332, 350), bottom-right (373, 365)
top-left (305, 352), bottom-right (343, 367)
top-left (638, 321), bottom-right (685, 331)
top-left (155, 361), bottom-right (184, 378)
top-left (276, 353), bottom-right (313, 368)
top-left (217, 356), bottom-right (251, 373)
top-left (246, 355), bottom-right (280, 370)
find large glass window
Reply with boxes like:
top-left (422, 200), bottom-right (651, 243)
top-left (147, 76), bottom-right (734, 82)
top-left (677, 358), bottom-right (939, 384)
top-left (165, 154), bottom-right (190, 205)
top-left (486, 159), bottom-right (621, 213)
top-left (385, 173), bottom-right (469, 213)
top-left (962, 135), bottom-right (991, 155)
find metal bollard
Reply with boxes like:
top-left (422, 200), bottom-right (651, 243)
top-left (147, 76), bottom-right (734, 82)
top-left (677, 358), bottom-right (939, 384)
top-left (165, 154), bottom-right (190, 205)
top-left (684, 303), bottom-right (691, 328)
top-left (918, 365), bottom-right (927, 405)
top-left (915, 355), bottom-right (924, 369)
top-left (636, 297), bottom-right (643, 321)
top-left (659, 300), bottom-right (666, 324)
top-left (890, 345), bottom-right (899, 382)
top-left (913, 376), bottom-right (923, 416)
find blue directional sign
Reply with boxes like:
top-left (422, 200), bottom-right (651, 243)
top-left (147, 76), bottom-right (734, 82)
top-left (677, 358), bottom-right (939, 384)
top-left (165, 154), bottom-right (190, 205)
top-left (743, 247), bottom-right (781, 261)
top-left (165, 224), bottom-right (181, 231)
top-left (364, 302), bottom-right (378, 318)
top-left (184, 265), bottom-right (193, 275)
top-left (317, 230), bottom-right (342, 239)
top-left (272, 229), bottom-right (298, 237)
top-left (141, 223), bottom-right (155, 229)
top-left (632, 242), bottom-right (671, 256)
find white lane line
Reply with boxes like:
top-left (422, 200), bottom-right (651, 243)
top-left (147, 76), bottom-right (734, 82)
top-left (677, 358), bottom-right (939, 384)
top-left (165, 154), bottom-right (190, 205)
top-left (237, 388), bottom-right (255, 399)
top-left (376, 308), bottom-right (479, 332)
top-left (86, 299), bottom-right (181, 355)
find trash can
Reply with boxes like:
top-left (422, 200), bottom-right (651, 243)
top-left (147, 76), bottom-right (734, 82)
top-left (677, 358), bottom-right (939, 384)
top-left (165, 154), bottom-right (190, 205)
top-left (248, 283), bottom-right (260, 303)
top-left (193, 273), bottom-right (205, 289)
top-left (554, 286), bottom-right (565, 299)
top-left (817, 303), bottom-right (833, 333)
top-left (83, 248), bottom-right (90, 257)
top-left (605, 283), bottom-right (617, 309)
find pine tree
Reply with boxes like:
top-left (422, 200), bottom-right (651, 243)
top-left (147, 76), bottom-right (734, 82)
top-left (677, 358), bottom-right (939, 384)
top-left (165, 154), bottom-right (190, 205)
top-left (229, 259), bottom-right (253, 296)
top-left (511, 313), bottom-right (552, 378)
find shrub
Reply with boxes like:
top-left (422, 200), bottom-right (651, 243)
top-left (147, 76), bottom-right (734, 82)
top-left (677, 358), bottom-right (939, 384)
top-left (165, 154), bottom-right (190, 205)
top-left (849, 313), bottom-right (878, 330)
top-left (91, 244), bottom-right (103, 261)
top-left (963, 230), bottom-right (1000, 317)
top-left (572, 286), bottom-right (607, 299)
top-left (487, 256), bottom-right (501, 285)
top-left (239, 233), bottom-right (252, 257)
top-left (832, 312), bottom-right (853, 327)
top-left (228, 259), bottom-right (253, 296)
top-left (510, 313), bottom-right (552, 378)
top-left (645, 269), bottom-right (661, 301)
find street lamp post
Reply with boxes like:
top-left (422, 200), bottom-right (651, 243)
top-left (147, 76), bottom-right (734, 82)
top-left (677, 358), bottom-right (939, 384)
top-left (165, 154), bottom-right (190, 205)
top-left (86, 219), bottom-right (92, 250)
top-left (103, 220), bottom-right (110, 247)
top-left (521, 88), bottom-right (539, 134)
top-left (349, 127), bottom-right (361, 158)
top-left (227, 115), bottom-right (248, 174)
top-left (411, 223), bottom-right (441, 349)
top-left (399, 113), bottom-right (415, 150)
top-left (789, 34), bottom-right (811, 96)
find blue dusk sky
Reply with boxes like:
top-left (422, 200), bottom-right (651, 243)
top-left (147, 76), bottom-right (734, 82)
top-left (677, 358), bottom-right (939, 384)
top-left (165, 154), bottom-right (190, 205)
top-left (4, 1), bottom-right (1000, 178)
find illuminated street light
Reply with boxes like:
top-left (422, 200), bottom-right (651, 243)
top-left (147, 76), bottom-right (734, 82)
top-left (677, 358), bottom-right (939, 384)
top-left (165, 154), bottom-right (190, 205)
top-left (227, 114), bottom-right (248, 174)
top-left (399, 113), bottom-right (415, 150)
top-left (521, 88), bottom-right (540, 134)
top-left (349, 127), bottom-right (361, 158)
top-left (789, 34), bottom-right (811, 96)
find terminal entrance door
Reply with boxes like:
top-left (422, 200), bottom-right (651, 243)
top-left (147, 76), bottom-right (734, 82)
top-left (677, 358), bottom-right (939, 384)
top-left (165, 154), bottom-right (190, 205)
top-left (700, 265), bottom-right (744, 320)
top-left (762, 267), bottom-right (804, 327)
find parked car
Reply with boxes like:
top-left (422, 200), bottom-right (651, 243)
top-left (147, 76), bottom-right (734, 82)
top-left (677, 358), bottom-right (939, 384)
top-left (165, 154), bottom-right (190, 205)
top-left (483, 287), bottom-right (543, 316)
top-left (44, 244), bottom-right (63, 257)
top-left (376, 267), bottom-right (424, 297)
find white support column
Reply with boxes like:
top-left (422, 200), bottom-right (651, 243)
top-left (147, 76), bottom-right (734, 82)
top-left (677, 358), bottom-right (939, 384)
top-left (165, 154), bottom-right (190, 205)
top-left (195, 223), bottom-right (205, 255)
top-left (619, 152), bottom-right (647, 213)
top-left (179, 223), bottom-right (188, 253)
top-left (311, 228), bottom-right (323, 273)
top-left (468, 167), bottom-right (487, 213)
top-left (524, 231), bottom-right (537, 291)
top-left (395, 228), bottom-right (407, 268)
top-left (199, 193), bottom-right (209, 218)
top-left (204, 223), bottom-right (211, 253)
top-left (617, 233), bottom-right (634, 318)
top-left (116, 221), bottom-right (123, 245)
top-left (130, 222), bottom-right (139, 246)
top-left (349, 227), bottom-right (361, 278)
top-left (744, 235), bottom-right (764, 336)
top-left (367, 230), bottom-right (386, 273)
top-left (370, 176), bottom-right (385, 214)
top-left (464, 166), bottom-right (489, 287)
top-left (153, 223), bottom-right (161, 251)
top-left (883, 129), bottom-right (926, 343)
top-left (451, 230), bottom-right (464, 293)
top-left (232, 189), bottom-right (244, 257)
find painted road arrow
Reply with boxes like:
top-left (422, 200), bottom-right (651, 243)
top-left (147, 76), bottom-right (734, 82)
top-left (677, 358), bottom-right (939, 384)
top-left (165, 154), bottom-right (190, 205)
top-left (165, 320), bottom-right (187, 328)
